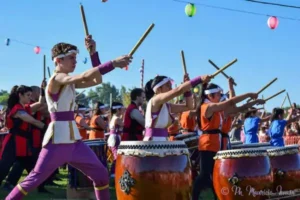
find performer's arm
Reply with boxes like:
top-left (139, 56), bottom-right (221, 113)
top-left (130, 109), bottom-right (145, 127)
top-left (78, 117), bottom-right (92, 130)
top-left (14, 110), bottom-right (45, 129)
top-left (224, 99), bottom-right (265, 116)
top-left (153, 75), bottom-right (211, 108)
top-left (96, 116), bottom-right (107, 129)
top-left (85, 35), bottom-right (101, 66)
top-left (54, 56), bottom-right (131, 88)
top-left (228, 77), bottom-right (236, 99)
top-left (30, 82), bottom-right (46, 113)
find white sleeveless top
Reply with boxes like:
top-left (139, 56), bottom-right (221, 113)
top-left (42, 75), bottom-right (82, 147)
top-left (144, 98), bottom-right (173, 141)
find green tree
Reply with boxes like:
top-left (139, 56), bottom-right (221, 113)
top-left (75, 91), bottom-right (90, 107)
top-left (87, 82), bottom-right (121, 105)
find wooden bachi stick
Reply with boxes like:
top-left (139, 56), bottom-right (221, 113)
top-left (280, 95), bottom-right (287, 108)
top-left (43, 55), bottom-right (46, 80)
top-left (76, 90), bottom-right (86, 98)
top-left (129, 23), bottom-right (155, 56)
top-left (242, 107), bottom-right (264, 113)
top-left (47, 66), bottom-right (51, 78)
top-left (181, 50), bottom-right (187, 74)
top-left (80, 4), bottom-right (89, 36)
top-left (286, 92), bottom-right (292, 107)
top-left (257, 78), bottom-right (278, 95)
top-left (265, 89), bottom-right (285, 102)
top-left (208, 59), bottom-right (237, 86)
top-left (211, 59), bottom-right (237, 78)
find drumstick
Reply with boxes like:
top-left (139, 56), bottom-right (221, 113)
top-left (129, 23), bottom-right (155, 56)
top-left (47, 66), bottom-right (51, 78)
top-left (208, 59), bottom-right (237, 86)
top-left (242, 107), bottom-right (264, 113)
top-left (43, 55), bottom-right (46, 80)
top-left (210, 58), bottom-right (237, 78)
top-left (286, 92), bottom-right (292, 107)
top-left (247, 77), bottom-right (278, 102)
top-left (80, 4), bottom-right (89, 36)
top-left (264, 89), bottom-right (286, 102)
top-left (181, 50), bottom-right (187, 74)
top-left (280, 95), bottom-right (287, 108)
top-left (76, 90), bottom-right (86, 98)
top-left (262, 95), bottom-right (265, 111)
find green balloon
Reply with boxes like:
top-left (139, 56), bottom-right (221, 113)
top-left (185, 3), bottom-right (196, 17)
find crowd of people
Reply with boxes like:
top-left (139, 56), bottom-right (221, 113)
top-left (0, 35), bottom-right (299, 200)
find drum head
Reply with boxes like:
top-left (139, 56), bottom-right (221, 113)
top-left (267, 144), bottom-right (300, 156)
top-left (230, 141), bottom-right (243, 146)
top-left (174, 132), bottom-right (197, 140)
top-left (83, 139), bottom-right (106, 146)
top-left (117, 141), bottom-right (189, 157)
top-left (214, 147), bottom-right (268, 160)
top-left (231, 142), bottom-right (270, 149)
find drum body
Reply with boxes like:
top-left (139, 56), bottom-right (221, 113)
top-left (115, 141), bottom-right (192, 200)
top-left (230, 141), bottom-right (243, 146)
top-left (213, 148), bottom-right (273, 200)
top-left (267, 145), bottom-right (300, 192)
top-left (231, 142), bottom-right (270, 149)
top-left (68, 139), bottom-right (107, 188)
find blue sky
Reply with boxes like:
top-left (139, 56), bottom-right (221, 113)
top-left (0, 0), bottom-right (299, 111)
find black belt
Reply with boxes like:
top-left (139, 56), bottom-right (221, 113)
top-left (202, 129), bottom-right (231, 150)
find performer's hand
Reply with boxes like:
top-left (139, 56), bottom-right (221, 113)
top-left (228, 77), bottom-right (235, 86)
top-left (288, 108), bottom-right (294, 115)
top-left (85, 35), bottom-right (96, 55)
top-left (255, 99), bottom-right (265, 105)
top-left (41, 79), bottom-right (47, 89)
top-left (249, 93), bottom-right (258, 100)
top-left (201, 75), bottom-right (211, 84)
top-left (183, 74), bottom-right (190, 82)
top-left (102, 0), bottom-right (107, 2)
top-left (112, 55), bottom-right (133, 69)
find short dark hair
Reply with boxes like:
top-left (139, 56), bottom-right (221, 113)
top-left (130, 88), bottom-right (144, 101)
top-left (51, 42), bottom-right (78, 60)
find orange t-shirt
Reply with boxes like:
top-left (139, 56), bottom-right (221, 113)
top-left (180, 111), bottom-right (196, 132)
top-left (89, 115), bottom-right (105, 139)
top-left (220, 117), bottom-right (232, 150)
top-left (198, 103), bottom-right (223, 152)
top-left (75, 115), bottom-right (88, 140)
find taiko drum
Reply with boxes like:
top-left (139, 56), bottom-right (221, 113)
top-left (115, 141), bottom-right (192, 200)
top-left (266, 145), bottom-right (300, 193)
top-left (213, 148), bottom-right (273, 200)
top-left (231, 142), bottom-right (271, 149)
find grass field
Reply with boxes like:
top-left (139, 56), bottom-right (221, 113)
top-left (0, 168), bottom-right (213, 200)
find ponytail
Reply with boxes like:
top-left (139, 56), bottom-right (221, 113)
top-left (145, 79), bottom-right (154, 101)
top-left (271, 107), bottom-right (284, 122)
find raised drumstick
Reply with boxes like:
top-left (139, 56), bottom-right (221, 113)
top-left (129, 23), bottom-right (154, 56)
top-left (264, 89), bottom-right (285, 102)
top-left (209, 59), bottom-right (237, 86)
top-left (43, 55), bottom-right (46, 80)
top-left (181, 50), bottom-right (187, 74)
top-left (80, 4), bottom-right (89, 36)
top-left (211, 59), bottom-right (237, 78)
top-left (280, 95), bottom-right (287, 108)
top-left (286, 92), bottom-right (293, 107)
top-left (47, 66), bottom-right (51, 78)
top-left (247, 77), bottom-right (278, 102)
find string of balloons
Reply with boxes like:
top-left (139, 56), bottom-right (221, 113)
top-left (176, 0), bottom-right (300, 29)
top-left (3, 37), bottom-right (89, 64)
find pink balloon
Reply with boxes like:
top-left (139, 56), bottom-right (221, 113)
top-left (34, 46), bottom-right (41, 54)
top-left (267, 16), bottom-right (279, 30)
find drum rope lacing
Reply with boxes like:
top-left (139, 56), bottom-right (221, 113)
top-left (214, 149), bottom-right (268, 159)
top-left (267, 146), bottom-right (299, 157)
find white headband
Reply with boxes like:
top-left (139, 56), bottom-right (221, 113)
top-left (112, 105), bottom-right (123, 109)
top-left (53, 49), bottom-right (79, 62)
top-left (220, 94), bottom-right (228, 102)
top-left (204, 87), bottom-right (223, 95)
top-left (153, 77), bottom-right (173, 93)
top-left (99, 105), bottom-right (108, 109)
top-left (78, 107), bottom-right (87, 111)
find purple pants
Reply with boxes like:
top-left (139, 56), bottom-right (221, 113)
top-left (5, 141), bottom-right (110, 200)
top-left (109, 135), bottom-right (120, 175)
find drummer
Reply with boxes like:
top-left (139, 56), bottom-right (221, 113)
top-left (192, 82), bottom-right (263, 200)
top-left (75, 104), bottom-right (91, 140)
top-left (89, 102), bottom-right (109, 140)
top-left (143, 74), bottom-right (211, 141)
top-left (243, 108), bottom-right (271, 144)
top-left (269, 108), bottom-right (300, 147)
top-left (179, 95), bottom-right (197, 135)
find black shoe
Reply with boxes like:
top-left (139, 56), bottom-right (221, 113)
top-left (38, 187), bottom-right (53, 194)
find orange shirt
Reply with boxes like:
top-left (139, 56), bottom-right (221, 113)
top-left (180, 111), bottom-right (196, 132)
top-left (75, 114), bottom-right (88, 140)
top-left (89, 115), bottom-right (105, 139)
top-left (198, 103), bottom-right (223, 152)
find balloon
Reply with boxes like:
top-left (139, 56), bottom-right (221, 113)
top-left (5, 38), bottom-right (10, 46)
top-left (193, 88), bottom-right (199, 93)
top-left (267, 16), bottom-right (279, 30)
top-left (83, 57), bottom-right (87, 64)
top-left (34, 46), bottom-right (41, 54)
top-left (185, 3), bottom-right (196, 17)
